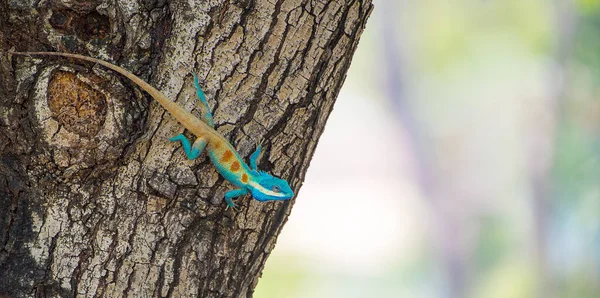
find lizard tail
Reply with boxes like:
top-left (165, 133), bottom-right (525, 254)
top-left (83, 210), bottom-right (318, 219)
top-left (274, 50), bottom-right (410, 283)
top-left (7, 51), bottom-right (211, 136)
top-left (8, 52), bottom-right (176, 110)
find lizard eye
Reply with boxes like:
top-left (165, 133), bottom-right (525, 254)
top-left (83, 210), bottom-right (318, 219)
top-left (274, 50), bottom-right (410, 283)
top-left (272, 185), bottom-right (281, 193)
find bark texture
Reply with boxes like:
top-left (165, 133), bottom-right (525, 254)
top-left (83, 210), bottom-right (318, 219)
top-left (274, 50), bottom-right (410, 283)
top-left (0, 0), bottom-right (372, 297)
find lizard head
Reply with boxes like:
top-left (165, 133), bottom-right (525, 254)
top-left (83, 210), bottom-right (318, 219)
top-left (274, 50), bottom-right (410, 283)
top-left (249, 171), bottom-right (294, 202)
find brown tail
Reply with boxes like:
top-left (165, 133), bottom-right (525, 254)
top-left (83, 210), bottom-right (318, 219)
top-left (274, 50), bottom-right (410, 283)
top-left (6, 51), bottom-right (215, 137)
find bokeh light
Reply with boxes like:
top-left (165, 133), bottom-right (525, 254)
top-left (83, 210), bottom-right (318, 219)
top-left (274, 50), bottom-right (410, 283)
top-left (256, 1), bottom-right (600, 297)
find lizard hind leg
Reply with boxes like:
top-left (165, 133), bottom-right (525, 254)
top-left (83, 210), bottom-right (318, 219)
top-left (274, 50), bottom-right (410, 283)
top-left (170, 134), bottom-right (207, 160)
top-left (192, 73), bottom-right (214, 128)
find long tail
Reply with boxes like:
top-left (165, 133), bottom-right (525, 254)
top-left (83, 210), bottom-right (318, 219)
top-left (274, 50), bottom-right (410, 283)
top-left (8, 51), bottom-right (180, 112)
top-left (7, 51), bottom-right (211, 135)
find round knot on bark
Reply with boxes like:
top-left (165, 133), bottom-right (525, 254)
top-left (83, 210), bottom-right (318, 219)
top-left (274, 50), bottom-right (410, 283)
top-left (47, 71), bottom-right (107, 138)
top-left (26, 64), bottom-right (146, 177)
top-left (49, 10), bottom-right (71, 29)
top-left (48, 8), bottom-right (109, 41)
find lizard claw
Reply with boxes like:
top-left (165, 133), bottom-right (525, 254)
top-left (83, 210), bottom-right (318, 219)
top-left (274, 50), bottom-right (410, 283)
top-left (225, 202), bottom-right (238, 211)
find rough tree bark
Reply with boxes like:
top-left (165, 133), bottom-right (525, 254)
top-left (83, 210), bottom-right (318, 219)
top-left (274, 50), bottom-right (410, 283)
top-left (0, 0), bottom-right (372, 297)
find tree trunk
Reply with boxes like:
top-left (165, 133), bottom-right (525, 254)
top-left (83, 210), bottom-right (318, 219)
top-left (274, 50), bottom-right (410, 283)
top-left (0, 0), bottom-right (372, 297)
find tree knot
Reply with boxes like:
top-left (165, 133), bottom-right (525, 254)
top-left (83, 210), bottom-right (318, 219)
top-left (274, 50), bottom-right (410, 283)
top-left (47, 71), bottom-right (107, 138)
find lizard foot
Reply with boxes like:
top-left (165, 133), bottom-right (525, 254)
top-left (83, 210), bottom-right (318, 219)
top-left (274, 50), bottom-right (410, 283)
top-left (225, 203), bottom-right (239, 211)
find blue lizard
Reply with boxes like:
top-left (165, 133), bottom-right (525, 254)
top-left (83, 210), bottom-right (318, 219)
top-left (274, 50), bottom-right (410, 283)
top-left (170, 73), bottom-right (294, 208)
top-left (8, 52), bottom-right (294, 209)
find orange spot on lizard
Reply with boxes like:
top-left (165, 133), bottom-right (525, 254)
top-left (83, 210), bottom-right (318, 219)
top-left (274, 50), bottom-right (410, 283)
top-left (230, 161), bottom-right (240, 172)
top-left (220, 150), bottom-right (233, 163)
top-left (241, 173), bottom-right (248, 183)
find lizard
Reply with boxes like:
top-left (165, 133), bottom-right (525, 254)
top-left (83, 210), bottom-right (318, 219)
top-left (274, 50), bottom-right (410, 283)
top-left (6, 51), bottom-right (294, 209)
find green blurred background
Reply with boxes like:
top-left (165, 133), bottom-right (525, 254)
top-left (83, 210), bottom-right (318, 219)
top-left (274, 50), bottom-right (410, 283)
top-left (256, 1), bottom-right (600, 297)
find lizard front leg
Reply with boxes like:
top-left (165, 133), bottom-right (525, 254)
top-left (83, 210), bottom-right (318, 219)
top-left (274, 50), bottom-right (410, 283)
top-left (224, 188), bottom-right (249, 209)
top-left (249, 145), bottom-right (262, 171)
top-left (170, 134), bottom-right (207, 160)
